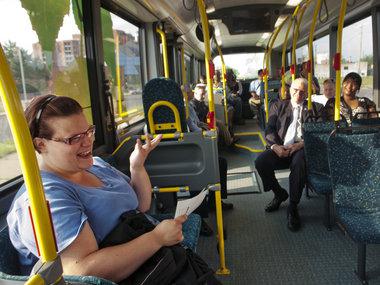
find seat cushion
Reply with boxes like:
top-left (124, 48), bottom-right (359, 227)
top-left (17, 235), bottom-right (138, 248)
top-left (337, 206), bottom-right (380, 244)
top-left (0, 227), bottom-right (20, 275)
top-left (307, 172), bottom-right (332, 195)
top-left (154, 213), bottom-right (201, 251)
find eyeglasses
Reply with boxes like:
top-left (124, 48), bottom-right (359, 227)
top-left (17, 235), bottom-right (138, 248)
top-left (291, 87), bottom-right (306, 96)
top-left (47, 125), bottom-right (96, 145)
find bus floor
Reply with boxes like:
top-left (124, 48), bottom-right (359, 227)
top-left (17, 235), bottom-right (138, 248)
top-left (197, 118), bottom-right (380, 285)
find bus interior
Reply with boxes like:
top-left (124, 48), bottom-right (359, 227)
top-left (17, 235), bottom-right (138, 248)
top-left (0, 0), bottom-right (380, 284)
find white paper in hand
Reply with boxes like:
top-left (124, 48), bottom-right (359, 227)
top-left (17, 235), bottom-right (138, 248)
top-left (174, 189), bottom-right (208, 218)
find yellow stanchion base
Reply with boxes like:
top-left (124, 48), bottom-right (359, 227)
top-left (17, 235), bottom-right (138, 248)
top-left (216, 268), bottom-right (231, 275)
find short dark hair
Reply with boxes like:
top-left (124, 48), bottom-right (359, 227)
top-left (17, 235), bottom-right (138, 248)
top-left (258, 69), bottom-right (263, 75)
top-left (25, 95), bottom-right (83, 143)
top-left (343, 72), bottom-right (362, 89)
top-left (323, 78), bottom-right (334, 85)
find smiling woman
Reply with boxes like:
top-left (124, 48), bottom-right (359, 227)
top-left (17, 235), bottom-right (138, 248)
top-left (6, 95), bottom-right (193, 282)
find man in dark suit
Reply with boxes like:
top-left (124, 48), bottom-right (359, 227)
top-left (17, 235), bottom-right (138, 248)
top-left (255, 78), bottom-right (323, 231)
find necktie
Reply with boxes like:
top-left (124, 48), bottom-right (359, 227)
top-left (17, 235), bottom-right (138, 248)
top-left (283, 106), bottom-right (300, 146)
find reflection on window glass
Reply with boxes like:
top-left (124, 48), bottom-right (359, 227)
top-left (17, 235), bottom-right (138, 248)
top-left (214, 53), bottom-right (264, 80)
top-left (342, 16), bottom-right (373, 100)
top-left (295, 45), bottom-right (308, 65)
top-left (0, 0), bottom-right (91, 184)
top-left (100, 8), bottom-right (143, 128)
top-left (313, 35), bottom-right (330, 86)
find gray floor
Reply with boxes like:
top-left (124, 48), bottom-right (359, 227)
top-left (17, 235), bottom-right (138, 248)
top-left (197, 119), bottom-right (380, 285)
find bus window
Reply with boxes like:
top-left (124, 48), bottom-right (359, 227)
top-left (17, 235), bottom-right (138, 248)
top-left (0, 0), bottom-right (92, 184)
top-left (213, 53), bottom-right (264, 80)
top-left (342, 16), bottom-right (373, 100)
top-left (313, 35), bottom-right (330, 87)
top-left (100, 8), bottom-right (144, 127)
top-left (0, 101), bottom-right (21, 185)
top-left (295, 44), bottom-right (308, 65)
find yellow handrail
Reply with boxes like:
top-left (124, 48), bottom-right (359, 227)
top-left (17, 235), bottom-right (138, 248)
top-left (197, 0), bottom-right (216, 130)
top-left (291, 0), bottom-right (312, 81)
top-left (156, 27), bottom-right (169, 78)
top-left (264, 16), bottom-right (289, 122)
top-left (147, 100), bottom-right (182, 134)
top-left (307, 0), bottom-right (323, 110)
top-left (115, 32), bottom-right (124, 117)
top-left (334, 0), bottom-right (348, 121)
top-left (180, 46), bottom-right (189, 119)
top-left (197, 0), bottom-right (228, 275)
top-left (281, 7), bottom-right (298, 99)
top-left (0, 45), bottom-right (58, 264)
top-left (214, 40), bottom-right (229, 129)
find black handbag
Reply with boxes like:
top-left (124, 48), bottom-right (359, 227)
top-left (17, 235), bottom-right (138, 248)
top-left (99, 211), bottom-right (222, 285)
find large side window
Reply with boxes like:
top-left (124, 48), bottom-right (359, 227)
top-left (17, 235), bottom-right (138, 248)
top-left (213, 53), bottom-right (265, 80)
top-left (100, 8), bottom-right (144, 128)
top-left (295, 45), bottom-right (308, 65)
top-left (342, 16), bottom-right (373, 100)
top-left (313, 35), bottom-right (330, 86)
top-left (0, 0), bottom-right (91, 184)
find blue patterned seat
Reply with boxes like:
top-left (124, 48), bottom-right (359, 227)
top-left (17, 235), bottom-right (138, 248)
top-left (303, 121), bottom-right (337, 229)
top-left (328, 128), bottom-right (380, 284)
top-left (154, 213), bottom-right (201, 251)
top-left (142, 77), bottom-right (187, 134)
top-left (0, 214), bottom-right (200, 283)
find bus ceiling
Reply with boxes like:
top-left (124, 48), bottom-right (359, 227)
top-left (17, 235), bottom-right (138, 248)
top-left (136, 0), bottom-right (377, 53)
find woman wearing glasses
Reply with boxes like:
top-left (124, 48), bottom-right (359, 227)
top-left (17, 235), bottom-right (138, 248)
top-left (7, 95), bottom-right (187, 281)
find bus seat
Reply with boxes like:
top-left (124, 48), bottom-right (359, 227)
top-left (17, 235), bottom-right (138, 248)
top-left (352, 117), bottom-right (380, 129)
top-left (257, 91), bottom-right (279, 130)
top-left (0, 227), bottom-right (117, 284)
top-left (328, 128), bottom-right (380, 284)
top-left (303, 121), bottom-right (336, 230)
top-left (142, 77), bottom-right (187, 134)
top-left (153, 213), bottom-right (201, 251)
top-left (0, 216), bottom-right (200, 283)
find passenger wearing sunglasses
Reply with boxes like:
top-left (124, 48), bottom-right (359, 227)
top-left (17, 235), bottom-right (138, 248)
top-left (7, 95), bottom-right (189, 281)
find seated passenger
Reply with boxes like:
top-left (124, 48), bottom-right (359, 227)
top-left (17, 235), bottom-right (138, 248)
top-left (299, 61), bottom-right (321, 94)
top-left (312, 78), bottom-right (335, 106)
top-left (249, 69), bottom-right (264, 116)
top-left (324, 72), bottom-right (378, 124)
top-left (189, 83), bottom-right (236, 147)
top-left (226, 70), bottom-right (245, 125)
top-left (213, 70), bottom-right (223, 91)
top-left (6, 95), bottom-right (190, 281)
top-left (278, 82), bottom-right (291, 101)
top-left (255, 78), bottom-right (323, 232)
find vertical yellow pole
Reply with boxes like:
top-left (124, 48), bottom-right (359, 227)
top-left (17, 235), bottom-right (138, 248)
top-left (281, 6), bottom-right (299, 99)
top-left (307, 0), bottom-right (323, 110)
top-left (334, 0), bottom-right (348, 121)
top-left (115, 32), bottom-right (124, 117)
top-left (291, 1), bottom-right (311, 82)
top-left (197, 0), bottom-right (216, 130)
top-left (264, 17), bottom-right (288, 122)
top-left (197, 0), bottom-right (229, 275)
top-left (263, 51), bottom-right (269, 122)
top-left (215, 40), bottom-right (229, 128)
top-left (156, 27), bottom-right (169, 78)
top-left (0, 46), bottom-right (58, 263)
top-left (180, 46), bottom-right (189, 119)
